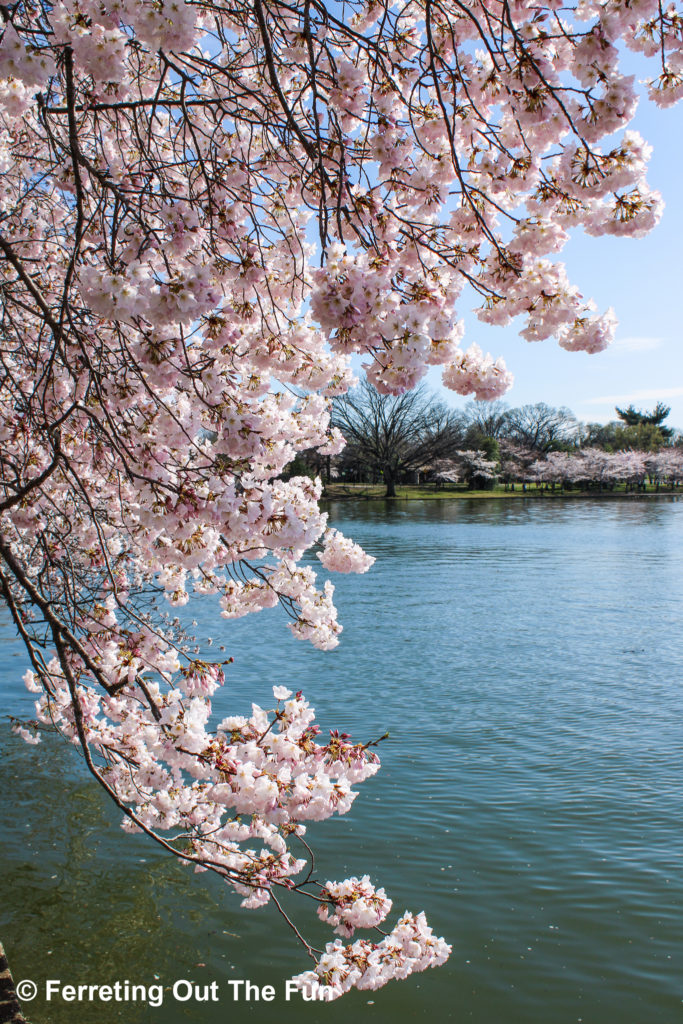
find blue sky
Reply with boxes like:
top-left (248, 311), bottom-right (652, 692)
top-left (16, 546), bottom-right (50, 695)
top-left (428, 87), bottom-right (683, 429)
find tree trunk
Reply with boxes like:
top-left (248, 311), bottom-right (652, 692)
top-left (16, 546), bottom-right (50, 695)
top-left (0, 944), bottom-right (28, 1024)
top-left (383, 467), bottom-right (397, 498)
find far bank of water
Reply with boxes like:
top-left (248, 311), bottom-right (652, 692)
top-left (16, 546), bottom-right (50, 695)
top-left (2, 497), bottom-right (683, 1024)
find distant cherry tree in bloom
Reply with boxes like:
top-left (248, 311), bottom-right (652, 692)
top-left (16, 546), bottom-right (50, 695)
top-left (527, 447), bottom-right (683, 487)
top-left (1, 0), bottom-right (682, 998)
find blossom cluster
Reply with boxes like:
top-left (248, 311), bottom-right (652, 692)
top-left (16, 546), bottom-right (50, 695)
top-left (317, 529), bottom-right (376, 575)
top-left (292, 912), bottom-right (452, 998)
top-left (317, 876), bottom-right (393, 937)
top-left (22, 660), bottom-right (450, 980)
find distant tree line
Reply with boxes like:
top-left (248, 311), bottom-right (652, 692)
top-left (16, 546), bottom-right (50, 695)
top-left (282, 378), bottom-right (682, 497)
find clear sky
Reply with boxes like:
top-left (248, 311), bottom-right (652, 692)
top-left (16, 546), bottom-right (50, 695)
top-left (426, 80), bottom-right (683, 430)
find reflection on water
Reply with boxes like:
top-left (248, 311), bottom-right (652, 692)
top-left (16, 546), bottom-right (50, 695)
top-left (2, 498), bottom-right (683, 1023)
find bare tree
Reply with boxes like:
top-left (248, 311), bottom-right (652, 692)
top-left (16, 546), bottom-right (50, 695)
top-left (505, 403), bottom-right (579, 454)
top-left (461, 400), bottom-right (511, 442)
top-left (332, 378), bottom-right (463, 497)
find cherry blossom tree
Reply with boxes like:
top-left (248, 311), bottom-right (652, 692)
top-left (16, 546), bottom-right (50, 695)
top-left (528, 449), bottom-right (577, 487)
top-left (429, 458), bottom-right (463, 486)
top-left (612, 449), bottom-right (649, 488)
top-left (645, 447), bottom-right (683, 487)
top-left (655, 449), bottom-right (683, 486)
top-left (499, 440), bottom-right (536, 488)
top-left (2, 0), bottom-right (683, 1000)
top-left (524, 448), bottom-right (680, 490)
top-left (454, 449), bottom-right (499, 488)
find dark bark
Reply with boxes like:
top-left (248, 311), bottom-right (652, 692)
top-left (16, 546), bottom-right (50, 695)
top-left (383, 467), bottom-right (397, 498)
top-left (332, 378), bottom-right (464, 496)
top-left (0, 944), bottom-right (28, 1024)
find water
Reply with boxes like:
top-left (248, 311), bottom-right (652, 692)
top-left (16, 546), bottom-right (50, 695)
top-left (2, 497), bottom-right (683, 1024)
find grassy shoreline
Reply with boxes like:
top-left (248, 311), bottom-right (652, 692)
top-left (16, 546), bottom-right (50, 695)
top-left (321, 483), bottom-right (682, 502)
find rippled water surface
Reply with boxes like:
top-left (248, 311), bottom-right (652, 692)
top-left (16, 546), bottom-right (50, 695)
top-left (2, 497), bottom-right (683, 1024)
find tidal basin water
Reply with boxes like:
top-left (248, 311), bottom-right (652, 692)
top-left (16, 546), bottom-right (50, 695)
top-left (2, 497), bottom-right (683, 1024)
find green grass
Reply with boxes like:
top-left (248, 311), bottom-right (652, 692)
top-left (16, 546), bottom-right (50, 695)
top-left (321, 482), bottom-right (680, 501)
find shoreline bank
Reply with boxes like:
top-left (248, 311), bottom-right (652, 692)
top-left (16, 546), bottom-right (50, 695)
top-left (321, 485), bottom-right (682, 502)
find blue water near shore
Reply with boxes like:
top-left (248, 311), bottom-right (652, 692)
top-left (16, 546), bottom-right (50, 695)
top-left (2, 496), bottom-right (683, 1024)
